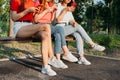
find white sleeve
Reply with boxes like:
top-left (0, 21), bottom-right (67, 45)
top-left (69, 12), bottom-right (75, 21)
top-left (56, 3), bottom-right (62, 18)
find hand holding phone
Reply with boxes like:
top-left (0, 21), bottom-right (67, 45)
top-left (71, 2), bottom-right (77, 8)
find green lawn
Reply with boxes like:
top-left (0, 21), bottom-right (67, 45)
top-left (0, 34), bottom-right (120, 59)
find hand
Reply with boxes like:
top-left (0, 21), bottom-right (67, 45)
top-left (66, 6), bottom-right (75, 12)
top-left (70, 20), bottom-right (78, 27)
top-left (49, 4), bottom-right (58, 12)
top-left (34, 7), bottom-right (40, 14)
top-left (27, 7), bottom-right (36, 13)
top-left (73, 22), bottom-right (78, 27)
top-left (52, 4), bottom-right (58, 11)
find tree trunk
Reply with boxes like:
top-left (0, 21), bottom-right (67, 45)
top-left (8, 11), bottom-right (14, 37)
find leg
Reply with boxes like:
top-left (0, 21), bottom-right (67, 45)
top-left (34, 24), bottom-right (57, 76)
top-left (54, 26), bottom-right (78, 62)
top-left (49, 27), bottom-right (68, 69)
top-left (54, 33), bottom-right (62, 60)
top-left (37, 31), bottom-right (49, 66)
top-left (75, 25), bottom-right (93, 44)
top-left (16, 23), bottom-right (48, 38)
top-left (52, 26), bottom-right (69, 55)
top-left (75, 25), bottom-right (105, 51)
top-left (72, 32), bottom-right (91, 65)
top-left (37, 31), bottom-right (56, 76)
top-left (72, 32), bottom-right (84, 55)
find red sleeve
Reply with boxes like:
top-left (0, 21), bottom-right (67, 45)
top-left (10, 0), bottom-right (19, 11)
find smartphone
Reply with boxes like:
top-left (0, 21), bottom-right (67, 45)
top-left (71, 2), bottom-right (77, 8)
top-left (67, 2), bottom-right (77, 8)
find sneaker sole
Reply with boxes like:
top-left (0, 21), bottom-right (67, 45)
top-left (62, 57), bottom-right (78, 62)
top-left (78, 63), bottom-right (91, 65)
top-left (41, 71), bottom-right (57, 76)
top-left (78, 62), bottom-right (91, 65)
top-left (92, 48), bottom-right (105, 52)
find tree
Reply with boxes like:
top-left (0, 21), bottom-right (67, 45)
top-left (111, 0), bottom-right (120, 34)
top-left (73, 0), bottom-right (94, 33)
top-left (0, 0), bottom-right (10, 37)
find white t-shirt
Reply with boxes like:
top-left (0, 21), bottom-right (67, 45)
top-left (55, 3), bottom-right (75, 26)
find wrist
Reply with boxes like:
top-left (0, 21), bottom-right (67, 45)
top-left (25, 9), bottom-right (30, 14)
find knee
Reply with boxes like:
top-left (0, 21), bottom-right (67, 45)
top-left (40, 32), bottom-right (49, 40)
top-left (43, 24), bottom-right (51, 33)
top-left (59, 27), bottom-right (64, 34)
top-left (73, 33), bottom-right (80, 38)
top-left (54, 33), bottom-right (61, 41)
top-left (73, 33), bottom-right (83, 41)
top-left (56, 26), bottom-right (64, 33)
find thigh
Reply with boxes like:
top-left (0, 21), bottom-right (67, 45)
top-left (63, 25), bottom-right (76, 36)
top-left (16, 22), bottom-right (50, 38)
top-left (14, 22), bottom-right (32, 38)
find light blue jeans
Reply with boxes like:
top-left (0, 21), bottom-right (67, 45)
top-left (57, 24), bottom-right (93, 54)
top-left (51, 25), bottom-right (66, 54)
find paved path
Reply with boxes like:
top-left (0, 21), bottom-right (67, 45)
top-left (0, 55), bottom-right (120, 80)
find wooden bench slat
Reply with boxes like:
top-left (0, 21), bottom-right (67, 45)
top-left (0, 35), bottom-right (75, 44)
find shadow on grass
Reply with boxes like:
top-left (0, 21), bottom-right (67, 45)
top-left (0, 43), bottom-right (34, 59)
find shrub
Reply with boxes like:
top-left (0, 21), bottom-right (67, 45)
top-left (68, 34), bottom-right (120, 50)
top-left (0, 21), bottom-right (9, 37)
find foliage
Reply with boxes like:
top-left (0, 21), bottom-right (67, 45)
top-left (0, 0), bottom-right (120, 36)
top-left (111, 0), bottom-right (120, 34)
top-left (0, 0), bottom-right (10, 37)
top-left (69, 34), bottom-right (120, 49)
top-left (89, 34), bottom-right (120, 49)
top-left (73, 0), bottom-right (112, 34)
top-left (0, 21), bottom-right (9, 37)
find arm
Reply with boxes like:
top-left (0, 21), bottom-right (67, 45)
top-left (11, 7), bottom-right (35, 21)
top-left (51, 11), bottom-right (56, 21)
top-left (69, 13), bottom-right (78, 27)
top-left (69, 20), bottom-right (78, 27)
top-left (56, 6), bottom-right (75, 23)
top-left (34, 4), bottom-right (58, 22)
top-left (51, 4), bottom-right (58, 21)
top-left (34, 8), bottom-right (51, 22)
top-left (56, 8), bottom-right (67, 23)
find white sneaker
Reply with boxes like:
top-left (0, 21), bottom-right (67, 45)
top-left (62, 52), bottom-right (78, 62)
top-left (78, 57), bottom-right (91, 65)
top-left (48, 56), bottom-right (58, 68)
top-left (92, 43), bottom-right (105, 51)
top-left (48, 57), bottom-right (68, 69)
top-left (57, 60), bottom-right (68, 69)
top-left (41, 65), bottom-right (57, 76)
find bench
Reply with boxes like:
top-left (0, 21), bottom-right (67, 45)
top-left (0, 35), bottom-right (75, 44)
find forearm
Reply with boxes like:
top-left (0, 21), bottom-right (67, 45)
top-left (51, 11), bottom-right (56, 21)
top-left (56, 9), bottom-right (67, 22)
top-left (11, 9), bottom-right (30, 21)
top-left (34, 9), bottom-right (49, 22)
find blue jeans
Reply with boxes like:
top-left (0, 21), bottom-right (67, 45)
top-left (57, 24), bottom-right (92, 54)
top-left (51, 25), bottom-right (66, 54)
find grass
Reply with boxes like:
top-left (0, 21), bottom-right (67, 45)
top-left (0, 34), bottom-right (120, 59)
top-left (0, 42), bottom-right (41, 59)
top-left (68, 34), bottom-right (120, 57)
top-left (68, 34), bottom-right (120, 49)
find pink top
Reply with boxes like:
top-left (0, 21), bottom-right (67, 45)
top-left (34, 0), bottom-right (54, 23)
